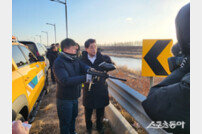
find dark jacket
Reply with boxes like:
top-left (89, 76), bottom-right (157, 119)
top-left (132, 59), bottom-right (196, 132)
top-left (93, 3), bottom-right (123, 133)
top-left (175, 3), bottom-right (190, 56)
top-left (142, 69), bottom-right (190, 134)
top-left (47, 49), bottom-right (59, 67)
top-left (81, 51), bottom-right (113, 108)
top-left (53, 52), bottom-right (89, 100)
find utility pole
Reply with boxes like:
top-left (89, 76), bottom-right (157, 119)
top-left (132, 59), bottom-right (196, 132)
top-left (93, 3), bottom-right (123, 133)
top-left (50, 0), bottom-right (68, 38)
top-left (41, 31), bottom-right (49, 46)
top-left (46, 23), bottom-right (56, 43)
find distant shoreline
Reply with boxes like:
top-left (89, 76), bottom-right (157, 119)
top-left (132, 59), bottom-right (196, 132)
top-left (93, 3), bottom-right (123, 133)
top-left (102, 52), bottom-right (142, 59)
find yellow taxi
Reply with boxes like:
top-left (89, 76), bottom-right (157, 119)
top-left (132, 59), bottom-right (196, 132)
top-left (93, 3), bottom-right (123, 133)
top-left (12, 36), bottom-right (47, 122)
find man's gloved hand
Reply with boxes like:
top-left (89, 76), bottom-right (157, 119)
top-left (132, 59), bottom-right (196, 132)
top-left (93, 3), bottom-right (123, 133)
top-left (86, 68), bottom-right (100, 83)
top-left (179, 56), bottom-right (190, 73)
top-left (89, 68), bottom-right (97, 72)
top-left (86, 68), bottom-right (96, 83)
top-left (86, 74), bottom-right (92, 83)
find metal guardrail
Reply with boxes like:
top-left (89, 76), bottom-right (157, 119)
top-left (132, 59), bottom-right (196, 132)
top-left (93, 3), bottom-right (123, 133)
top-left (107, 79), bottom-right (168, 134)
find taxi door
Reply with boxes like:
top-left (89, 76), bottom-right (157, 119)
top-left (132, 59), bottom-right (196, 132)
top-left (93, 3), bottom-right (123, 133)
top-left (19, 45), bottom-right (46, 111)
top-left (13, 45), bottom-right (45, 111)
top-left (12, 45), bottom-right (39, 112)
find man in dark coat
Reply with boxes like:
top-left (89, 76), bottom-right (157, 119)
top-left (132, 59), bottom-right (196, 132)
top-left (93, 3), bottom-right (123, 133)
top-left (46, 44), bottom-right (59, 83)
top-left (142, 3), bottom-right (190, 134)
top-left (53, 38), bottom-right (90, 134)
top-left (81, 39), bottom-right (114, 133)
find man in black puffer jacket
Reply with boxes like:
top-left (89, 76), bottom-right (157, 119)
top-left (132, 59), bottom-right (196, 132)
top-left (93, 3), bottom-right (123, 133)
top-left (53, 38), bottom-right (90, 134)
top-left (46, 44), bottom-right (59, 83)
top-left (142, 3), bottom-right (190, 134)
top-left (81, 39), bottom-right (114, 133)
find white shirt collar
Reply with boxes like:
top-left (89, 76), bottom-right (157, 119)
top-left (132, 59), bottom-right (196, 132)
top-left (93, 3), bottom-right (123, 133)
top-left (88, 54), bottom-right (96, 64)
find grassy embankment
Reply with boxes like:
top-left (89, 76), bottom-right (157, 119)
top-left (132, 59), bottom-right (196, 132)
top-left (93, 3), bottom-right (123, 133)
top-left (109, 66), bottom-right (164, 96)
top-left (98, 45), bottom-right (142, 59)
top-left (81, 45), bottom-right (143, 59)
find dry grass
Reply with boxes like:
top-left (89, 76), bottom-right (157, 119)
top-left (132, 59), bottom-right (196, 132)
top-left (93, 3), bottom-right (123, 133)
top-left (109, 96), bottom-right (147, 134)
top-left (109, 66), bottom-right (164, 96)
top-left (102, 52), bottom-right (142, 59)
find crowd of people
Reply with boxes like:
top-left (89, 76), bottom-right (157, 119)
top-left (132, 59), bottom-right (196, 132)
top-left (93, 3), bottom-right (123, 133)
top-left (12, 2), bottom-right (190, 134)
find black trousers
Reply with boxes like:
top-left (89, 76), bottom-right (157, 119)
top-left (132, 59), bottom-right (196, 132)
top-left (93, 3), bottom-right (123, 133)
top-left (51, 67), bottom-right (55, 82)
top-left (84, 107), bottom-right (105, 130)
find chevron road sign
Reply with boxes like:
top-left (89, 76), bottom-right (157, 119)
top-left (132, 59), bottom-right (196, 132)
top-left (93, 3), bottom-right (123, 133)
top-left (142, 39), bottom-right (173, 77)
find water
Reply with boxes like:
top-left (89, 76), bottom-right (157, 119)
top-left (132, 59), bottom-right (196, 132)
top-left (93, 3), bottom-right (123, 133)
top-left (110, 56), bottom-right (142, 71)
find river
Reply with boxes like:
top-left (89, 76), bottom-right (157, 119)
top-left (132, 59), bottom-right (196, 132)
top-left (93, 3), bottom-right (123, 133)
top-left (110, 56), bottom-right (142, 71)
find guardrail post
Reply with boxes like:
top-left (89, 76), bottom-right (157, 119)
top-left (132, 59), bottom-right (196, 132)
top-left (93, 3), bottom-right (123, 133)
top-left (149, 77), bottom-right (154, 88)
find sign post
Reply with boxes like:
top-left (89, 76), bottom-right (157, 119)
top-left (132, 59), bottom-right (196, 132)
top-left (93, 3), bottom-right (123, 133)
top-left (149, 77), bottom-right (154, 88)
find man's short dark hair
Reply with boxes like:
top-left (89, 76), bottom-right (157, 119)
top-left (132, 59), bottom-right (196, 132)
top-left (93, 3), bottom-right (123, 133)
top-left (51, 43), bottom-right (55, 47)
top-left (61, 38), bottom-right (77, 52)
top-left (50, 44), bottom-right (56, 50)
top-left (51, 45), bottom-right (57, 50)
top-left (84, 39), bottom-right (96, 48)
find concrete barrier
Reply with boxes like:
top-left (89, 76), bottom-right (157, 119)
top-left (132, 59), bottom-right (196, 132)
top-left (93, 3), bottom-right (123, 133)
top-left (105, 103), bottom-right (138, 134)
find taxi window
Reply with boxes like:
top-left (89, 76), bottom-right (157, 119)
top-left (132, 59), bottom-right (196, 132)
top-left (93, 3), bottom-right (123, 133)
top-left (12, 45), bottom-right (28, 67)
top-left (26, 43), bottom-right (37, 56)
top-left (19, 42), bottom-right (37, 56)
top-left (36, 43), bottom-right (45, 56)
top-left (19, 46), bottom-right (37, 64)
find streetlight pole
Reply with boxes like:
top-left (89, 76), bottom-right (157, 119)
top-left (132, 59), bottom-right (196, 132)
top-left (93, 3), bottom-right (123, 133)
top-left (41, 31), bottom-right (49, 46)
top-left (35, 35), bottom-right (41, 44)
top-left (46, 23), bottom-right (56, 43)
top-left (50, 0), bottom-right (68, 38)
top-left (65, 0), bottom-right (68, 38)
